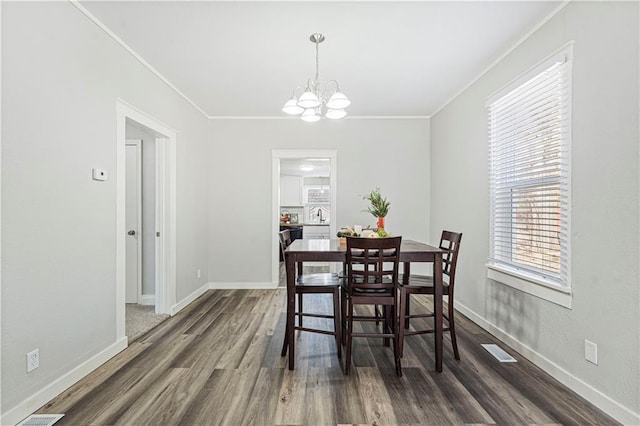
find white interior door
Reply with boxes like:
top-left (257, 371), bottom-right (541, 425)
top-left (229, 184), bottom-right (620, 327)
top-left (125, 140), bottom-right (142, 304)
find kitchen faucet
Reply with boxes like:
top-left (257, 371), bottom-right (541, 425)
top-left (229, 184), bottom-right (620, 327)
top-left (317, 209), bottom-right (325, 223)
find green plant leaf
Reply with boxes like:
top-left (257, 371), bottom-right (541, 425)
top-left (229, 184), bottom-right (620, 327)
top-left (362, 187), bottom-right (390, 218)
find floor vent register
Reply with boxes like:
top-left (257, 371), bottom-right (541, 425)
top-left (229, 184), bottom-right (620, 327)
top-left (17, 414), bottom-right (65, 426)
top-left (481, 343), bottom-right (517, 363)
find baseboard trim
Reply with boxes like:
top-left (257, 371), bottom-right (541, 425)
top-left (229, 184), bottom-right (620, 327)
top-left (140, 294), bottom-right (155, 305)
top-left (455, 301), bottom-right (640, 425)
top-left (2, 337), bottom-right (128, 426)
top-left (170, 283), bottom-right (210, 316)
top-left (208, 281), bottom-right (278, 290)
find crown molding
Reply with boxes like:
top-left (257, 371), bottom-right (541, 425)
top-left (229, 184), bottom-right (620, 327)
top-left (207, 115), bottom-right (429, 120)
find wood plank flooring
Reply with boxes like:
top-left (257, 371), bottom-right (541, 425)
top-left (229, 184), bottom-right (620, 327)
top-left (37, 288), bottom-right (617, 425)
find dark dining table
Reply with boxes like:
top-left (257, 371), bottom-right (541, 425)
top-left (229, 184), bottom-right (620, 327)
top-left (283, 238), bottom-right (445, 372)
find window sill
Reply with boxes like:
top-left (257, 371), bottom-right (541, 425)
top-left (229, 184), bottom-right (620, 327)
top-left (486, 264), bottom-right (572, 309)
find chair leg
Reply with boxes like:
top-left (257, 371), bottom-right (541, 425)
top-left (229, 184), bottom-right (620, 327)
top-left (341, 288), bottom-right (347, 346)
top-left (374, 305), bottom-right (381, 326)
top-left (383, 305), bottom-right (391, 347)
top-left (392, 309), bottom-right (402, 377)
top-left (333, 287), bottom-right (342, 359)
top-left (298, 293), bottom-right (303, 327)
top-left (398, 286), bottom-right (407, 358)
top-left (404, 291), bottom-right (411, 329)
top-left (394, 340), bottom-right (402, 377)
top-left (345, 299), bottom-right (354, 375)
top-left (448, 298), bottom-right (460, 360)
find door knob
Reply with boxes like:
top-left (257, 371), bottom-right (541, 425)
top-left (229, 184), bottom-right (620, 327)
top-left (128, 230), bottom-right (136, 236)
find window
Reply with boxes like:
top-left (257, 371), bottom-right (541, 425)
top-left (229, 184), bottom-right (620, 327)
top-left (487, 45), bottom-right (571, 300)
top-left (306, 187), bottom-right (330, 205)
top-left (304, 183), bottom-right (330, 223)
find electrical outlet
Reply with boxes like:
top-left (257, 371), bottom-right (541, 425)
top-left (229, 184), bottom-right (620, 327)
top-left (585, 340), bottom-right (598, 365)
top-left (27, 349), bottom-right (39, 373)
top-left (197, 269), bottom-right (201, 279)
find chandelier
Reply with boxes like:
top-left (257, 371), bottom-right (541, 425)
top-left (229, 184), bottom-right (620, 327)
top-left (282, 33), bottom-right (351, 122)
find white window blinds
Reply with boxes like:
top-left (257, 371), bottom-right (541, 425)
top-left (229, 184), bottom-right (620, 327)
top-left (488, 49), bottom-right (571, 287)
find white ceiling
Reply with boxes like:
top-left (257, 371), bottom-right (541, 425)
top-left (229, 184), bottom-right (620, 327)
top-left (80, 1), bottom-right (562, 118)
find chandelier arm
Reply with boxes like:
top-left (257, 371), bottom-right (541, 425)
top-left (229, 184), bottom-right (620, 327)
top-left (326, 80), bottom-right (340, 93)
top-left (290, 86), bottom-right (304, 98)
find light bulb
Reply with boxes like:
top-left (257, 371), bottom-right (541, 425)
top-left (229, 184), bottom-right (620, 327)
top-left (325, 108), bottom-right (347, 119)
top-left (326, 92), bottom-right (351, 109)
top-left (297, 90), bottom-right (321, 109)
top-left (282, 98), bottom-right (303, 115)
top-left (301, 108), bottom-right (321, 122)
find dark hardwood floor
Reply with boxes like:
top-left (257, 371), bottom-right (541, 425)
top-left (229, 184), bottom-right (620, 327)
top-left (37, 288), bottom-right (617, 425)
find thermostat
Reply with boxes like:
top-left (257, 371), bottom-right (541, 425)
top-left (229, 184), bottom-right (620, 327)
top-left (92, 168), bottom-right (108, 181)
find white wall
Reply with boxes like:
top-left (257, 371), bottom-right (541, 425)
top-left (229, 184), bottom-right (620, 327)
top-left (125, 124), bottom-right (157, 297)
top-left (1, 2), bottom-right (209, 420)
top-left (208, 118), bottom-right (430, 284)
top-left (430, 1), bottom-right (639, 423)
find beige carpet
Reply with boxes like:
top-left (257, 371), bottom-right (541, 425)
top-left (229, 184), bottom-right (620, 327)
top-left (125, 304), bottom-right (169, 342)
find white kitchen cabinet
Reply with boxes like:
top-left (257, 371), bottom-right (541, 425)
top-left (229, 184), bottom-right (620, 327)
top-left (303, 225), bottom-right (330, 239)
top-left (280, 175), bottom-right (303, 206)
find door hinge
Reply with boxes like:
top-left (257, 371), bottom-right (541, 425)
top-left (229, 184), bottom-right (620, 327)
top-left (156, 232), bottom-right (160, 237)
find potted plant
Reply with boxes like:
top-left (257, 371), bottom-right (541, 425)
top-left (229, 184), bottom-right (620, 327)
top-left (363, 188), bottom-right (390, 231)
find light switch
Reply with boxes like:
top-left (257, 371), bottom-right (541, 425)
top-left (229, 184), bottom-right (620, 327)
top-left (585, 340), bottom-right (598, 365)
top-left (92, 168), bottom-right (108, 181)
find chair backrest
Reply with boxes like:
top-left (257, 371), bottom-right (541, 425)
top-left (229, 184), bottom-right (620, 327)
top-left (346, 236), bottom-right (402, 294)
top-left (440, 231), bottom-right (462, 287)
top-left (279, 229), bottom-right (292, 260)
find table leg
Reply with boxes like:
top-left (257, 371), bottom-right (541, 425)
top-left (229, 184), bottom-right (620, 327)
top-left (433, 253), bottom-right (443, 372)
top-left (280, 314), bottom-right (289, 357)
top-left (285, 253), bottom-right (297, 370)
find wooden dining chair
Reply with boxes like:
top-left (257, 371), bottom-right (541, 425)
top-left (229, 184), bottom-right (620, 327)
top-left (341, 236), bottom-right (402, 376)
top-left (279, 230), bottom-right (342, 360)
top-left (398, 230), bottom-right (462, 359)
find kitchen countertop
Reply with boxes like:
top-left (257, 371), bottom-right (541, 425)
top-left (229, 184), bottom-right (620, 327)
top-left (280, 223), bottom-right (330, 227)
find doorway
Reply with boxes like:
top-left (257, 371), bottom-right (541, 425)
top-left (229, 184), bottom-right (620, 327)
top-left (124, 132), bottom-right (170, 341)
top-left (117, 100), bottom-right (177, 344)
top-left (271, 150), bottom-right (337, 286)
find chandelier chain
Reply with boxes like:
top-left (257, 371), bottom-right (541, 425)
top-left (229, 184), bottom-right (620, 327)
top-left (315, 39), bottom-right (320, 83)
